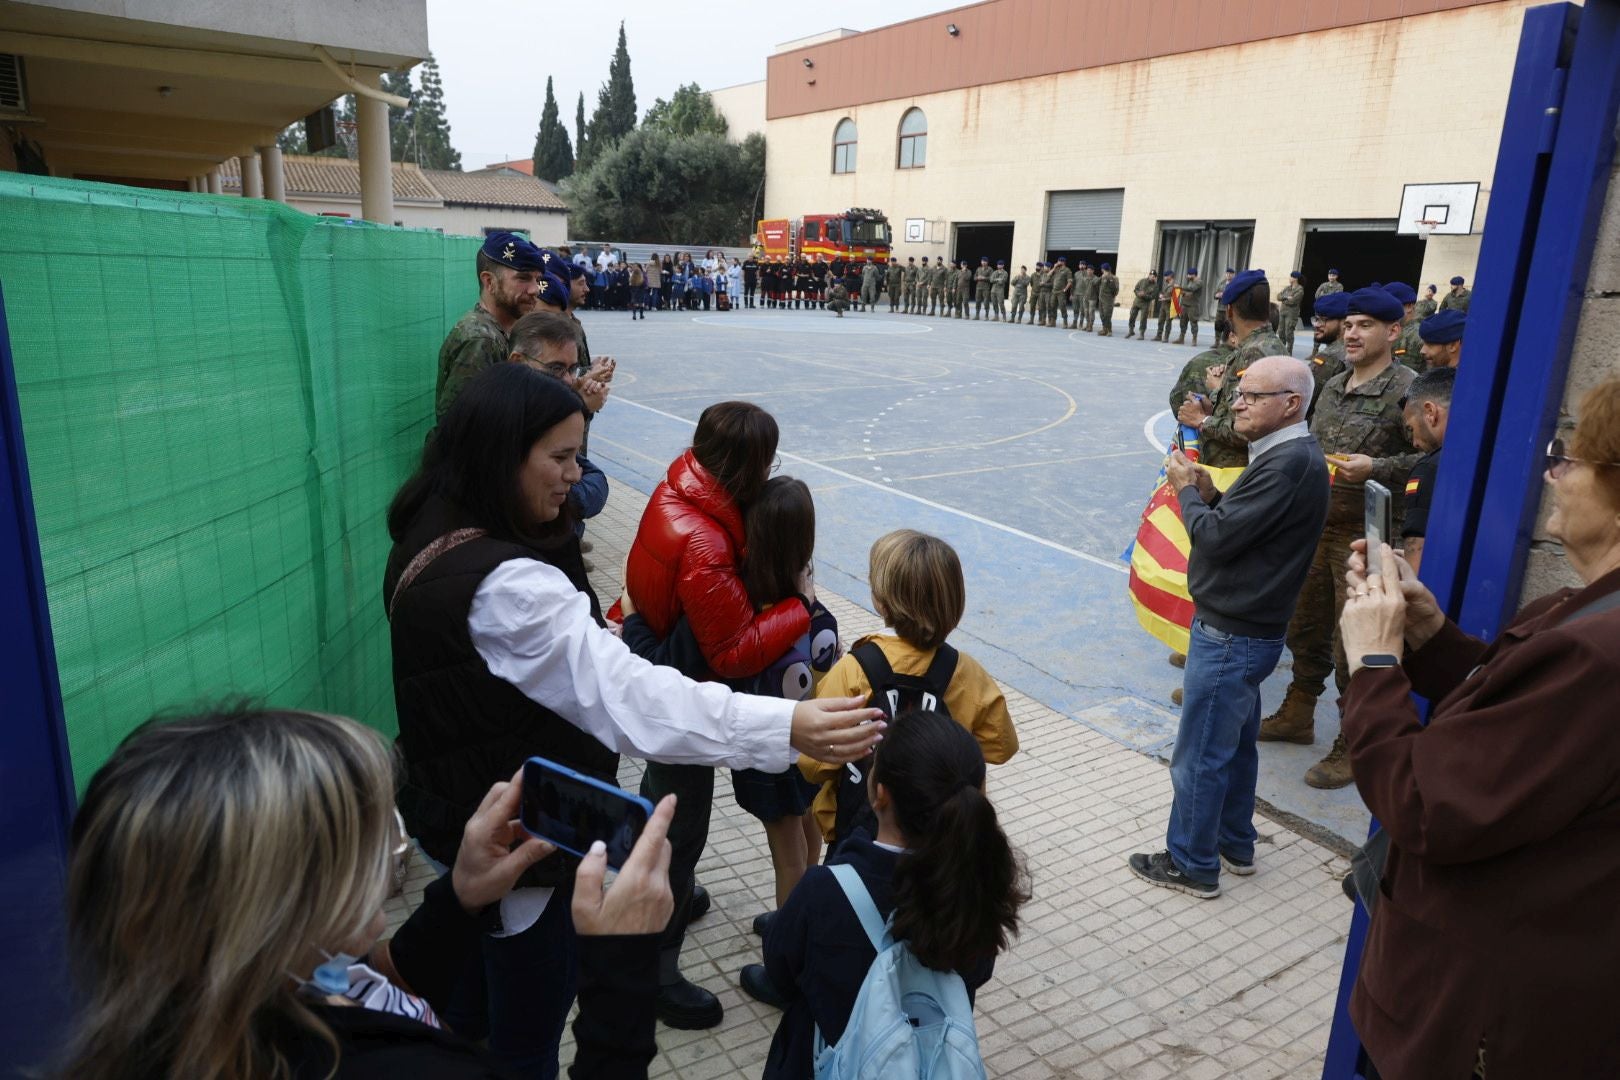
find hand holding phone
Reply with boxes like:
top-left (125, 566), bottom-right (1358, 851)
top-left (1365, 480), bottom-right (1393, 578)
top-left (520, 757), bottom-right (654, 870)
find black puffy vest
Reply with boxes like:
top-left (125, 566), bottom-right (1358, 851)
top-left (384, 501), bottom-right (618, 883)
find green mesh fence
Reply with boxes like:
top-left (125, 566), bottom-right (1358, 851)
top-left (0, 173), bottom-right (481, 789)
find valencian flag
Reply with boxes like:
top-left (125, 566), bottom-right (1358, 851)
top-left (1125, 424), bottom-right (1245, 654)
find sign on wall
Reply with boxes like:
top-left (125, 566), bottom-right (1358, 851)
top-left (904, 217), bottom-right (926, 243)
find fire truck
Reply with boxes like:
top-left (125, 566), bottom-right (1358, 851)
top-left (755, 207), bottom-right (893, 262)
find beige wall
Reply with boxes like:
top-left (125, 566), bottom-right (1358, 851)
top-left (283, 194), bottom-right (568, 245)
top-left (765, 2), bottom-right (1532, 287)
top-left (708, 80), bottom-right (767, 141)
top-left (1521, 159), bottom-right (1620, 602)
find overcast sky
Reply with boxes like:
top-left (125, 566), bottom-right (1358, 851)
top-left (424, 1), bottom-right (950, 168)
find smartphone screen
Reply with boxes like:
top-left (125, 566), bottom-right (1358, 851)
top-left (1365, 480), bottom-right (1393, 577)
top-left (520, 757), bottom-right (653, 870)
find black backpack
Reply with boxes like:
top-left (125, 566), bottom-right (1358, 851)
top-left (832, 641), bottom-right (958, 846)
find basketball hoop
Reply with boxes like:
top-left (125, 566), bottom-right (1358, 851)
top-left (1414, 219), bottom-right (1442, 240)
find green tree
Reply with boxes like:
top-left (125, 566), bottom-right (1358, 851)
top-left (585, 23), bottom-right (637, 155)
top-left (643, 83), bottom-right (729, 138)
top-left (383, 70), bottom-right (416, 162)
top-left (411, 55), bottom-right (462, 170)
top-left (575, 91), bottom-right (591, 169)
top-left (567, 127), bottom-right (765, 245)
top-left (531, 76), bottom-right (574, 181)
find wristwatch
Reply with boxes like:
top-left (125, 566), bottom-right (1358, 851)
top-left (1359, 653), bottom-right (1401, 669)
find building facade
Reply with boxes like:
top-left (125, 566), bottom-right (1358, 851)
top-left (763, 0), bottom-right (1538, 313)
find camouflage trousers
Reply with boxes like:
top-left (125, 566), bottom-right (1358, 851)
top-left (1098, 300), bottom-right (1114, 334)
top-left (861, 281), bottom-right (879, 307)
top-left (1155, 303), bottom-right (1174, 339)
top-left (1034, 291), bottom-right (1053, 324)
top-left (1129, 299), bottom-right (1152, 335)
top-left (1077, 295), bottom-right (1095, 329)
top-left (1282, 521), bottom-right (1357, 703)
top-left (1178, 310), bottom-right (1200, 341)
top-left (1010, 293), bottom-right (1028, 322)
top-left (989, 287), bottom-right (1006, 319)
top-left (1053, 293), bottom-right (1071, 327)
top-left (974, 283), bottom-right (991, 318)
top-left (1280, 309), bottom-right (1300, 352)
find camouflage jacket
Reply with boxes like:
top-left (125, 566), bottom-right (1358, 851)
top-left (885, 264), bottom-right (902, 289)
top-left (1050, 265), bottom-right (1073, 295)
top-left (1033, 268), bottom-right (1054, 293)
top-left (1278, 284), bottom-right (1304, 311)
top-left (990, 268), bottom-right (1009, 291)
top-left (1315, 280), bottom-right (1345, 299)
top-left (931, 264), bottom-right (951, 287)
top-left (1199, 324), bottom-right (1288, 468)
top-left (1098, 273), bottom-right (1121, 302)
top-left (1414, 297), bottom-right (1438, 320)
top-left (1133, 276), bottom-right (1158, 303)
top-left (1011, 273), bottom-right (1030, 297)
top-left (1308, 337), bottom-right (1347, 398)
top-left (903, 265), bottom-right (920, 288)
top-left (1393, 322), bottom-right (1426, 373)
top-left (1439, 287), bottom-right (1472, 313)
top-left (436, 304), bottom-right (509, 420)
top-left (974, 265), bottom-right (992, 286)
top-left (862, 263), bottom-right (881, 287)
top-left (1170, 342), bottom-right (1234, 414)
top-left (1312, 360), bottom-right (1421, 524)
top-left (1177, 278), bottom-right (1203, 313)
top-left (1077, 272), bottom-right (1098, 300)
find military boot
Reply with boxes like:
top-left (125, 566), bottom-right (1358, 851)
top-left (1258, 685), bottom-right (1317, 744)
top-left (1304, 733), bottom-right (1354, 789)
top-left (1192, 327), bottom-right (1199, 346)
top-left (1174, 332), bottom-right (1186, 344)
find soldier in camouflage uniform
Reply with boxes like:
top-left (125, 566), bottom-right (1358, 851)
top-left (1175, 271), bottom-right (1283, 469)
top-left (1305, 290), bottom-right (1349, 413)
top-left (1414, 284), bottom-right (1438, 321)
top-left (1385, 282), bottom-right (1425, 372)
top-left (1259, 287), bottom-right (1421, 790)
top-left (972, 257), bottom-right (992, 319)
top-left (1075, 263), bottom-right (1096, 331)
top-left (1127, 273), bottom-right (1157, 340)
top-left (1009, 265), bottom-right (1031, 323)
top-left (827, 281), bottom-right (851, 316)
top-left (1096, 263), bottom-right (1120, 336)
top-left (1168, 315), bottom-right (1233, 415)
top-left (956, 260), bottom-right (973, 318)
top-left (436, 231), bottom-right (546, 420)
top-left (902, 257), bottom-right (920, 313)
top-left (930, 258), bottom-right (950, 316)
top-left (1314, 269), bottom-right (1344, 300)
top-left (886, 258), bottom-right (902, 312)
top-left (1153, 270), bottom-right (1177, 341)
top-left (1440, 275), bottom-right (1471, 313)
top-left (1048, 257), bottom-right (1073, 328)
top-left (860, 258), bottom-right (881, 310)
top-left (1174, 268), bottom-right (1203, 344)
top-left (1277, 271), bottom-right (1305, 354)
top-left (989, 261), bottom-right (1009, 321)
top-left (1031, 263), bottom-right (1054, 325)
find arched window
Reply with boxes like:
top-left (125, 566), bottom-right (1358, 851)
top-left (832, 118), bottom-right (857, 174)
top-left (897, 108), bottom-right (927, 169)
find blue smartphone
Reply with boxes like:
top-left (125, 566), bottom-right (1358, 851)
top-left (520, 757), bottom-right (655, 870)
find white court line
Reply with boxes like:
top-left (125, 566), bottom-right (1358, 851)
top-left (614, 396), bottom-right (1129, 576)
top-left (1143, 409), bottom-right (1173, 452)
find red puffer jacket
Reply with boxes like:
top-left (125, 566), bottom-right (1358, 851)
top-left (616, 449), bottom-right (809, 679)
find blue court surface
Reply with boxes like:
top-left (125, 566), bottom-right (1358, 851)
top-left (584, 305), bottom-right (1369, 848)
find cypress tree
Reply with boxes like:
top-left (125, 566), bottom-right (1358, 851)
top-left (412, 54), bottom-right (462, 171)
top-left (586, 22), bottom-right (637, 153)
top-left (531, 76), bottom-right (574, 181)
top-left (575, 91), bottom-right (591, 168)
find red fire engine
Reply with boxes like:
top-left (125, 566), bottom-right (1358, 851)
top-left (756, 208), bottom-right (893, 262)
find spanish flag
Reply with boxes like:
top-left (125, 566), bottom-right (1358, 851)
top-left (1170, 285), bottom-right (1183, 319)
top-left (1125, 426), bottom-right (1245, 654)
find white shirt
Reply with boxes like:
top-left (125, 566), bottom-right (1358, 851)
top-left (596, 249), bottom-right (617, 268)
top-left (468, 558), bottom-right (796, 771)
top-left (1247, 420), bottom-right (1311, 463)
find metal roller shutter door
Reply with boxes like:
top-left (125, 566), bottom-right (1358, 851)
top-left (1045, 189), bottom-right (1124, 249)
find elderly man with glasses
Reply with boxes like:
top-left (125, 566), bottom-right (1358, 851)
top-left (1129, 356), bottom-right (1331, 898)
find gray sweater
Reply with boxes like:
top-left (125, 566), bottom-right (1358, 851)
top-left (1177, 435), bottom-right (1331, 639)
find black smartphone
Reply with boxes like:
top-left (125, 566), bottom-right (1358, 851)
top-left (520, 757), bottom-right (654, 870)
top-left (1365, 480), bottom-right (1394, 577)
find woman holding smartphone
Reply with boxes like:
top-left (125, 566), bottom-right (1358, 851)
top-left (382, 366), bottom-right (882, 1078)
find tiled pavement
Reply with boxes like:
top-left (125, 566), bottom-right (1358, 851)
top-left (386, 483), bottom-right (1353, 1078)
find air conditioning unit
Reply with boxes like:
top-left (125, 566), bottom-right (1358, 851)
top-left (0, 54), bottom-right (28, 114)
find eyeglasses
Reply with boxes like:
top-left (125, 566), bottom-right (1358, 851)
top-left (1546, 438), bottom-right (1620, 479)
top-left (770, 454), bottom-right (783, 475)
top-left (1235, 390), bottom-right (1294, 406)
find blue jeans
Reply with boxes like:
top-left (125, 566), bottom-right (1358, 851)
top-left (1167, 618), bottom-right (1285, 884)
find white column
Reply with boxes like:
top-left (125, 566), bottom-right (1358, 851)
top-left (240, 153), bottom-right (263, 198)
top-left (205, 167), bottom-right (222, 194)
top-left (258, 145), bottom-right (286, 203)
top-left (355, 73), bottom-right (394, 224)
top-left (186, 176), bottom-right (199, 192)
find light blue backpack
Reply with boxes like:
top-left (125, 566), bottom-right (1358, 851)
top-left (813, 864), bottom-right (987, 1080)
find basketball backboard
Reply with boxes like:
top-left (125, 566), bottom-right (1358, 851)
top-left (1397, 182), bottom-right (1481, 235)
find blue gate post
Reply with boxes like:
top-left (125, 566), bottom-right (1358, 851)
top-left (0, 282), bottom-right (78, 1064)
top-left (1319, 2), bottom-right (1620, 1077)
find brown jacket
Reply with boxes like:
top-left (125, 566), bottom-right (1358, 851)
top-left (1340, 566), bottom-right (1620, 1080)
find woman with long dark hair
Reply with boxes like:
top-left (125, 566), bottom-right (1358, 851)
top-left (761, 709), bottom-right (1031, 1078)
top-left (383, 367), bottom-right (882, 1077)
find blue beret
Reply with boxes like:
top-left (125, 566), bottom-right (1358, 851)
top-left (980, 256), bottom-right (990, 262)
top-left (535, 273), bottom-right (571, 309)
top-left (1328, 268), bottom-right (1340, 275)
top-left (1369, 281), bottom-right (1383, 289)
top-left (1101, 262), bottom-right (1112, 271)
top-left (481, 231), bottom-right (545, 271)
top-left (1384, 282), bottom-right (1417, 304)
top-left (1289, 271), bottom-right (1302, 279)
top-left (1346, 287), bottom-right (1404, 322)
top-left (1221, 269), bottom-right (1267, 306)
top-left (1224, 267), bottom-right (1235, 274)
top-left (1314, 291), bottom-right (1350, 319)
top-left (1427, 284), bottom-right (1438, 293)
top-left (1187, 268), bottom-right (1198, 275)
top-left (996, 259), bottom-right (1005, 266)
top-left (538, 248), bottom-right (583, 280)
top-left (1450, 275), bottom-right (1465, 285)
top-left (1056, 255), bottom-right (1067, 262)
top-left (1419, 308), bottom-right (1466, 344)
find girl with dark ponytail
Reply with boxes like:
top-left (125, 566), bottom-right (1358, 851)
top-left (759, 710), bottom-right (1031, 1079)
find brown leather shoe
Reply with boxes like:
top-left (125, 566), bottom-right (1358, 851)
top-left (1168, 651), bottom-right (1186, 669)
top-left (1305, 733), bottom-right (1354, 789)
top-left (1258, 686), bottom-right (1317, 744)
top-left (1171, 687), bottom-right (1183, 707)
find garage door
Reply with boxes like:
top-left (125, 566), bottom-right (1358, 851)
top-left (1045, 189), bottom-right (1124, 250)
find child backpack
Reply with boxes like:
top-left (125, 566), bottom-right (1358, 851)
top-left (736, 601), bottom-right (839, 701)
top-left (813, 864), bottom-right (986, 1080)
top-left (832, 642), bottom-right (957, 845)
